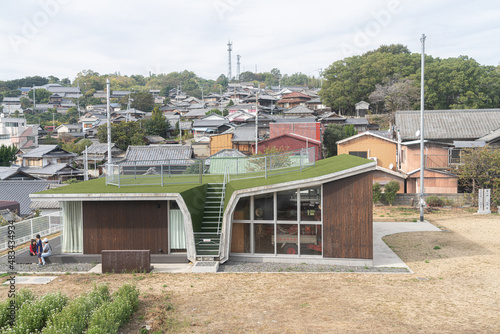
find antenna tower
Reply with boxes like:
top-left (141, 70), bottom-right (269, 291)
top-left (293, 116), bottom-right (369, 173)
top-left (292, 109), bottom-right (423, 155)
top-left (227, 40), bottom-right (233, 80)
top-left (236, 55), bottom-right (241, 81)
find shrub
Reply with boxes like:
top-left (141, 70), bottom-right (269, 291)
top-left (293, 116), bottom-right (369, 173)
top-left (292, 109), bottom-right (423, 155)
top-left (384, 181), bottom-right (400, 206)
top-left (372, 182), bottom-right (382, 203)
top-left (426, 195), bottom-right (445, 207)
top-left (42, 284), bottom-right (110, 334)
top-left (0, 289), bottom-right (35, 329)
top-left (86, 284), bottom-right (139, 334)
top-left (2, 292), bottom-right (67, 334)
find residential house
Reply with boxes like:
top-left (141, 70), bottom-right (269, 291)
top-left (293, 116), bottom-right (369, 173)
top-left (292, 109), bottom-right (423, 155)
top-left (232, 126), bottom-right (256, 155)
top-left (0, 115), bottom-right (38, 148)
top-left (277, 92), bottom-right (313, 109)
top-left (117, 144), bottom-right (193, 174)
top-left (31, 154), bottom-right (376, 267)
top-left (1, 180), bottom-right (59, 216)
top-left (192, 114), bottom-right (232, 137)
top-left (253, 133), bottom-right (322, 160)
top-left (73, 143), bottom-right (124, 177)
top-left (282, 105), bottom-right (315, 118)
top-left (270, 118), bottom-right (322, 141)
top-left (56, 124), bottom-right (85, 139)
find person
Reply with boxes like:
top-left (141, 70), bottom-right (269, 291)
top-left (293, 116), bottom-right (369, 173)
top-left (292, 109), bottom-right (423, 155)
top-left (35, 234), bottom-right (43, 266)
top-left (29, 239), bottom-right (37, 256)
top-left (41, 238), bottom-right (52, 265)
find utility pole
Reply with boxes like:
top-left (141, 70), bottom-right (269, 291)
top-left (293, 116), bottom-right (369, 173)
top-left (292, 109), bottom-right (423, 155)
top-left (419, 34), bottom-right (426, 222)
top-left (106, 79), bottom-right (112, 168)
top-left (236, 55), bottom-right (241, 81)
top-left (33, 86), bottom-right (36, 110)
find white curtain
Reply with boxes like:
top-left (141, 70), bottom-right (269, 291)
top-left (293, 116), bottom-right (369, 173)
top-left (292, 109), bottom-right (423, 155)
top-left (61, 201), bottom-right (83, 253)
top-left (169, 209), bottom-right (186, 250)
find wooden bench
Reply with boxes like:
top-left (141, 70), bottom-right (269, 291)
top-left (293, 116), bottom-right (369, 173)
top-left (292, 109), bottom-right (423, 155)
top-left (101, 250), bottom-right (152, 273)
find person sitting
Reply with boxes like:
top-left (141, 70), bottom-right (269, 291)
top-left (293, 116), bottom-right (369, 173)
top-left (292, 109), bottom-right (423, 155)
top-left (40, 238), bottom-right (52, 265)
top-left (29, 239), bottom-right (37, 256)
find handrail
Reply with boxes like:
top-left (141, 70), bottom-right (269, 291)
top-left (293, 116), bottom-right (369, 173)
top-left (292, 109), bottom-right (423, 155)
top-left (217, 165), bottom-right (228, 235)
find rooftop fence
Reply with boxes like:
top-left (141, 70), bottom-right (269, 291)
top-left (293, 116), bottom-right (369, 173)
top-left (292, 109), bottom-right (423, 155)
top-left (106, 147), bottom-right (316, 187)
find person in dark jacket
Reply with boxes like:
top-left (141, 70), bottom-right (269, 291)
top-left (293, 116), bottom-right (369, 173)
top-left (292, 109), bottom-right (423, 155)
top-left (35, 234), bottom-right (43, 265)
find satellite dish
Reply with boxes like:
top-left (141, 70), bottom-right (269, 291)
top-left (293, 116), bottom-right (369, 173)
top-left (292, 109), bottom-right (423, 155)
top-left (389, 163), bottom-right (394, 170)
top-left (415, 130), bottom-right (420, 137)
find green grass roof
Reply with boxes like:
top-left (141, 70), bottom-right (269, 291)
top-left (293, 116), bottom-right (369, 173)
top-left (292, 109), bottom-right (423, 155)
top-left (37, 154), bottom-right (372, 196)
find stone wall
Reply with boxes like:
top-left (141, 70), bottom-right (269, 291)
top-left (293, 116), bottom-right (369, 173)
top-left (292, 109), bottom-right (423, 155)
top-left (392, 193), bottom-right (472, 207)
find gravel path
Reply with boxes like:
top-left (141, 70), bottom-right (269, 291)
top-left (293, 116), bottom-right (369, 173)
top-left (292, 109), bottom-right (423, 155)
top-left (218, 260), bottom-right (409, 273)
top-left (0, 258), bottom-right (93, 273)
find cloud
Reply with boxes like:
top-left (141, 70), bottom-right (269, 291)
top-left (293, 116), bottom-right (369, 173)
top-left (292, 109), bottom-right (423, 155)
top-left (0, 0), bottom-right (498, 81)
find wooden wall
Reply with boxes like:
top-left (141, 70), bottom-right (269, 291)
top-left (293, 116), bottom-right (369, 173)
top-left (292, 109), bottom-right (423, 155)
top-left (323, 172), bottom-right (373, 259)
top-left (83, 201), bottom-right (168, 254)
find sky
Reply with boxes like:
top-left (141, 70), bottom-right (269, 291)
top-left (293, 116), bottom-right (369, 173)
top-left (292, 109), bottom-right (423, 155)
top-left (0, 0), bottom-right (499, 82)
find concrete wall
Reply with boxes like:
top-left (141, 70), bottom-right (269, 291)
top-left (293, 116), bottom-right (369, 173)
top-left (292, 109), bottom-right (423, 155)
top-left (393, 193), bottom-right (470, 207)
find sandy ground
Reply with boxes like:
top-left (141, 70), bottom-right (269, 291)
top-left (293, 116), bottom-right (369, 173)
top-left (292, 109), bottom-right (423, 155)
top-left (2, 208), bottom-right (499, 333)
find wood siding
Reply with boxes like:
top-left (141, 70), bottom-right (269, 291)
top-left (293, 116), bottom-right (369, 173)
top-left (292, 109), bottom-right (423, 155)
top-left (83, 201), bottom-right (168, 254)
top-left (210, 133), bottom-right (233, 155)
top-left (323, 172), bottom-right (373, 259)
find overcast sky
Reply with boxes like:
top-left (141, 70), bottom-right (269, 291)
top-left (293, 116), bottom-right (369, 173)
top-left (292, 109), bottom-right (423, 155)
top-left (0, 0), bottom-right (499, 82)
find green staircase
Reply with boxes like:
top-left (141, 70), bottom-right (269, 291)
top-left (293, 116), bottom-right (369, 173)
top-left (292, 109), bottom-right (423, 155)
top-left (195, 183), bottom-right (225, 258)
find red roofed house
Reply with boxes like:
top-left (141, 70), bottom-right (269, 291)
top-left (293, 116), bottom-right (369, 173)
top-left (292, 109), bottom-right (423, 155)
top-left (252, 133), bottom-right (322, 160)
top-left (277, 92), bottom-right (313, 109)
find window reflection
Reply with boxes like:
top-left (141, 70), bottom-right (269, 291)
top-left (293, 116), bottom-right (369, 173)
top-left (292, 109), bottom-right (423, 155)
top-left (254, 193), bottom-right (274, 220)
top-left (277, 189), bottom-right (297, 221)
top-left (233, 196), bottom-right (250, 220)
top-left (300, 186), bottom-right (321, 221)
top-left (276, 224), bottom-right (299, 254)
top-left (300, 225), bottom-right (322, 255)
top-left (254, 223), bottom-right (274, 254)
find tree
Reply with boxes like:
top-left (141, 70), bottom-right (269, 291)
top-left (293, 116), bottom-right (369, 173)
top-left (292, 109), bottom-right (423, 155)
top-left (322, 124), bottom-right (357, 157)
top-left (369, 75), bottom-right (420, 112)
top-left (457, 146), bottom-right (500, 206)
top-left (97, 121), bottom-right (146, 151)
top-left (143, 107), bottom-right (170, 138)
top-left (20, 97), bottom-right (32, 109)
top-left (28, 88), bottom-right (51, 104)
top-left (0, 145), bottom-right (17, 166)
top-left (130, 92), bottom-right (155, 112)
top-left (61, 138), bottom-right (93, 155)
top-left (384, 181), bottom-right (400, 206)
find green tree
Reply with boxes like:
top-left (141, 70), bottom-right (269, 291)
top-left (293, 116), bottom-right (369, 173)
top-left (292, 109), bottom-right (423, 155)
top-left (129, 92), bottom-right (155, 112)
top-left (0, 144), bottom-right (17, 166)
top-left (28, 88), bottom-right (51, 104)
top-left (143, 107), bottom-right (170, 138)
top-left (97, 121), bottom-right (146, 151)
top-left (61, 139), bottom-right (93, 155)
top-left (322, 124), bottom-right (357, 157)
top-left (457, 146), bottom-right (500, 206)
top-left (384, 181), bottom-right (400, 205)
top-left (20, 97), bottom-right (32, 109)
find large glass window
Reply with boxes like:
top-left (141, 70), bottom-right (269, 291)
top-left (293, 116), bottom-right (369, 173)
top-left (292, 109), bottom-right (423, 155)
top-left (231, 223), bottom-right (251, 253)
top-left (231, 186), bottom-right (323, 257)
top-left (254, 223), bottom-right (274, 254)
top-left (300, 186), bottom-right (321, 221)
top-left (233, 196), bottom-right (250, 220)
top-left (254, 193), bottom-right (273, 220)
top-left (277, 189), bottom-right (297, 221)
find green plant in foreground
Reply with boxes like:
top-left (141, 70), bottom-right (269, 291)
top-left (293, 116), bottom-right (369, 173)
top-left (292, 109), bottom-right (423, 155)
top-left (0, 289), bottom-right (36, 329)
top-left (86, 284), bottom-right (139, 334)
top-left (384, 181), bottom-right (400, 206)
top-left (2, 292), bottom-right (67, 334)
top-left (42, 284), bottom-right (110, 334)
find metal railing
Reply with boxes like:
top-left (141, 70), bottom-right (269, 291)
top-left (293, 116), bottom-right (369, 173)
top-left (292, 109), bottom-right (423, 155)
top-left (105, 147), bottom-right (317, 187)
top-left (0, 212), bottom-right (62, 252)
top-left (217, 166), bottom-right (229, 235)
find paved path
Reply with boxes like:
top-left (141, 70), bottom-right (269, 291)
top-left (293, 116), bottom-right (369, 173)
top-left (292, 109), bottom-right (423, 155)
top-left (373, 221), bottom-right (441, 271)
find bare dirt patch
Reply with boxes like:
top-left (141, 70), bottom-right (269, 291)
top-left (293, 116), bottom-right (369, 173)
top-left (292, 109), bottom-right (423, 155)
top-left (2, 209), bottom-right (499, 333)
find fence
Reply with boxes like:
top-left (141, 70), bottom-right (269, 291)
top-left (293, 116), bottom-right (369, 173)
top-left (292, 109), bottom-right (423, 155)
top-left (0, 212), bottom-right (62, 252)
top-left (106, 147), bottom-right (317, 187)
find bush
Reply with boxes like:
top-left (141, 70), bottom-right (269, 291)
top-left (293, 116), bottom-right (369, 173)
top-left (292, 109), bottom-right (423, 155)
top-left (86, 284), bottom-right (139, 334)
top-left (384, 181), bottom-right (400, 206)
top-left (426, 195), bottom-right (444, 207)
top-left (2, 292), bottom-right (67, 334)
top-left (42, 284), bottom-right (110, 334)
top-left (372, 182), bottom-right (382, 203)
top-left (0, 289), bottom-right (35, 329)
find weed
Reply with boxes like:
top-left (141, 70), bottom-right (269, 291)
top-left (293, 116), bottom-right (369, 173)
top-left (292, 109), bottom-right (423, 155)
top-left (162, 284), bottom-right (167, 288)
top-left (433, 246), bottom-right (441, 250)
top-left (299, 302), bottom-right (310, 308)
top-left (425, 260), bottom-right (429, 263)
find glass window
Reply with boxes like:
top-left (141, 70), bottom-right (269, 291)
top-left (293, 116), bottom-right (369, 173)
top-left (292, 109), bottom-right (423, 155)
top-left (276, 224), bottom-right (299, 255)
top-left (300, 186), bottom-right (321, 221)
top-left (254, 193), bottom-right (273, 220)
top-left (300, 225), bottom-right (322, 256)
top-left (277, 189), bottom-right (297, 221)
top-left (254, 223), bottom-right (274, 254)
top-left (233, 197), bottom-right (250, 220)
top-left (349, 151), bottom-right (368, 158)
top-left (231, 223), bottom-right (251, 253)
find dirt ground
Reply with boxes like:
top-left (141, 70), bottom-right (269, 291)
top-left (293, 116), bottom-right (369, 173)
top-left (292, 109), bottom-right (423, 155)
top-left (3, 208), bottom-right (500, 333)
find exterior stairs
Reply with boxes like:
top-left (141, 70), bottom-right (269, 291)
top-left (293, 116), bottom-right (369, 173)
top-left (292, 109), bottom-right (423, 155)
top-left (195, 183), bottom-right (224, 259)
